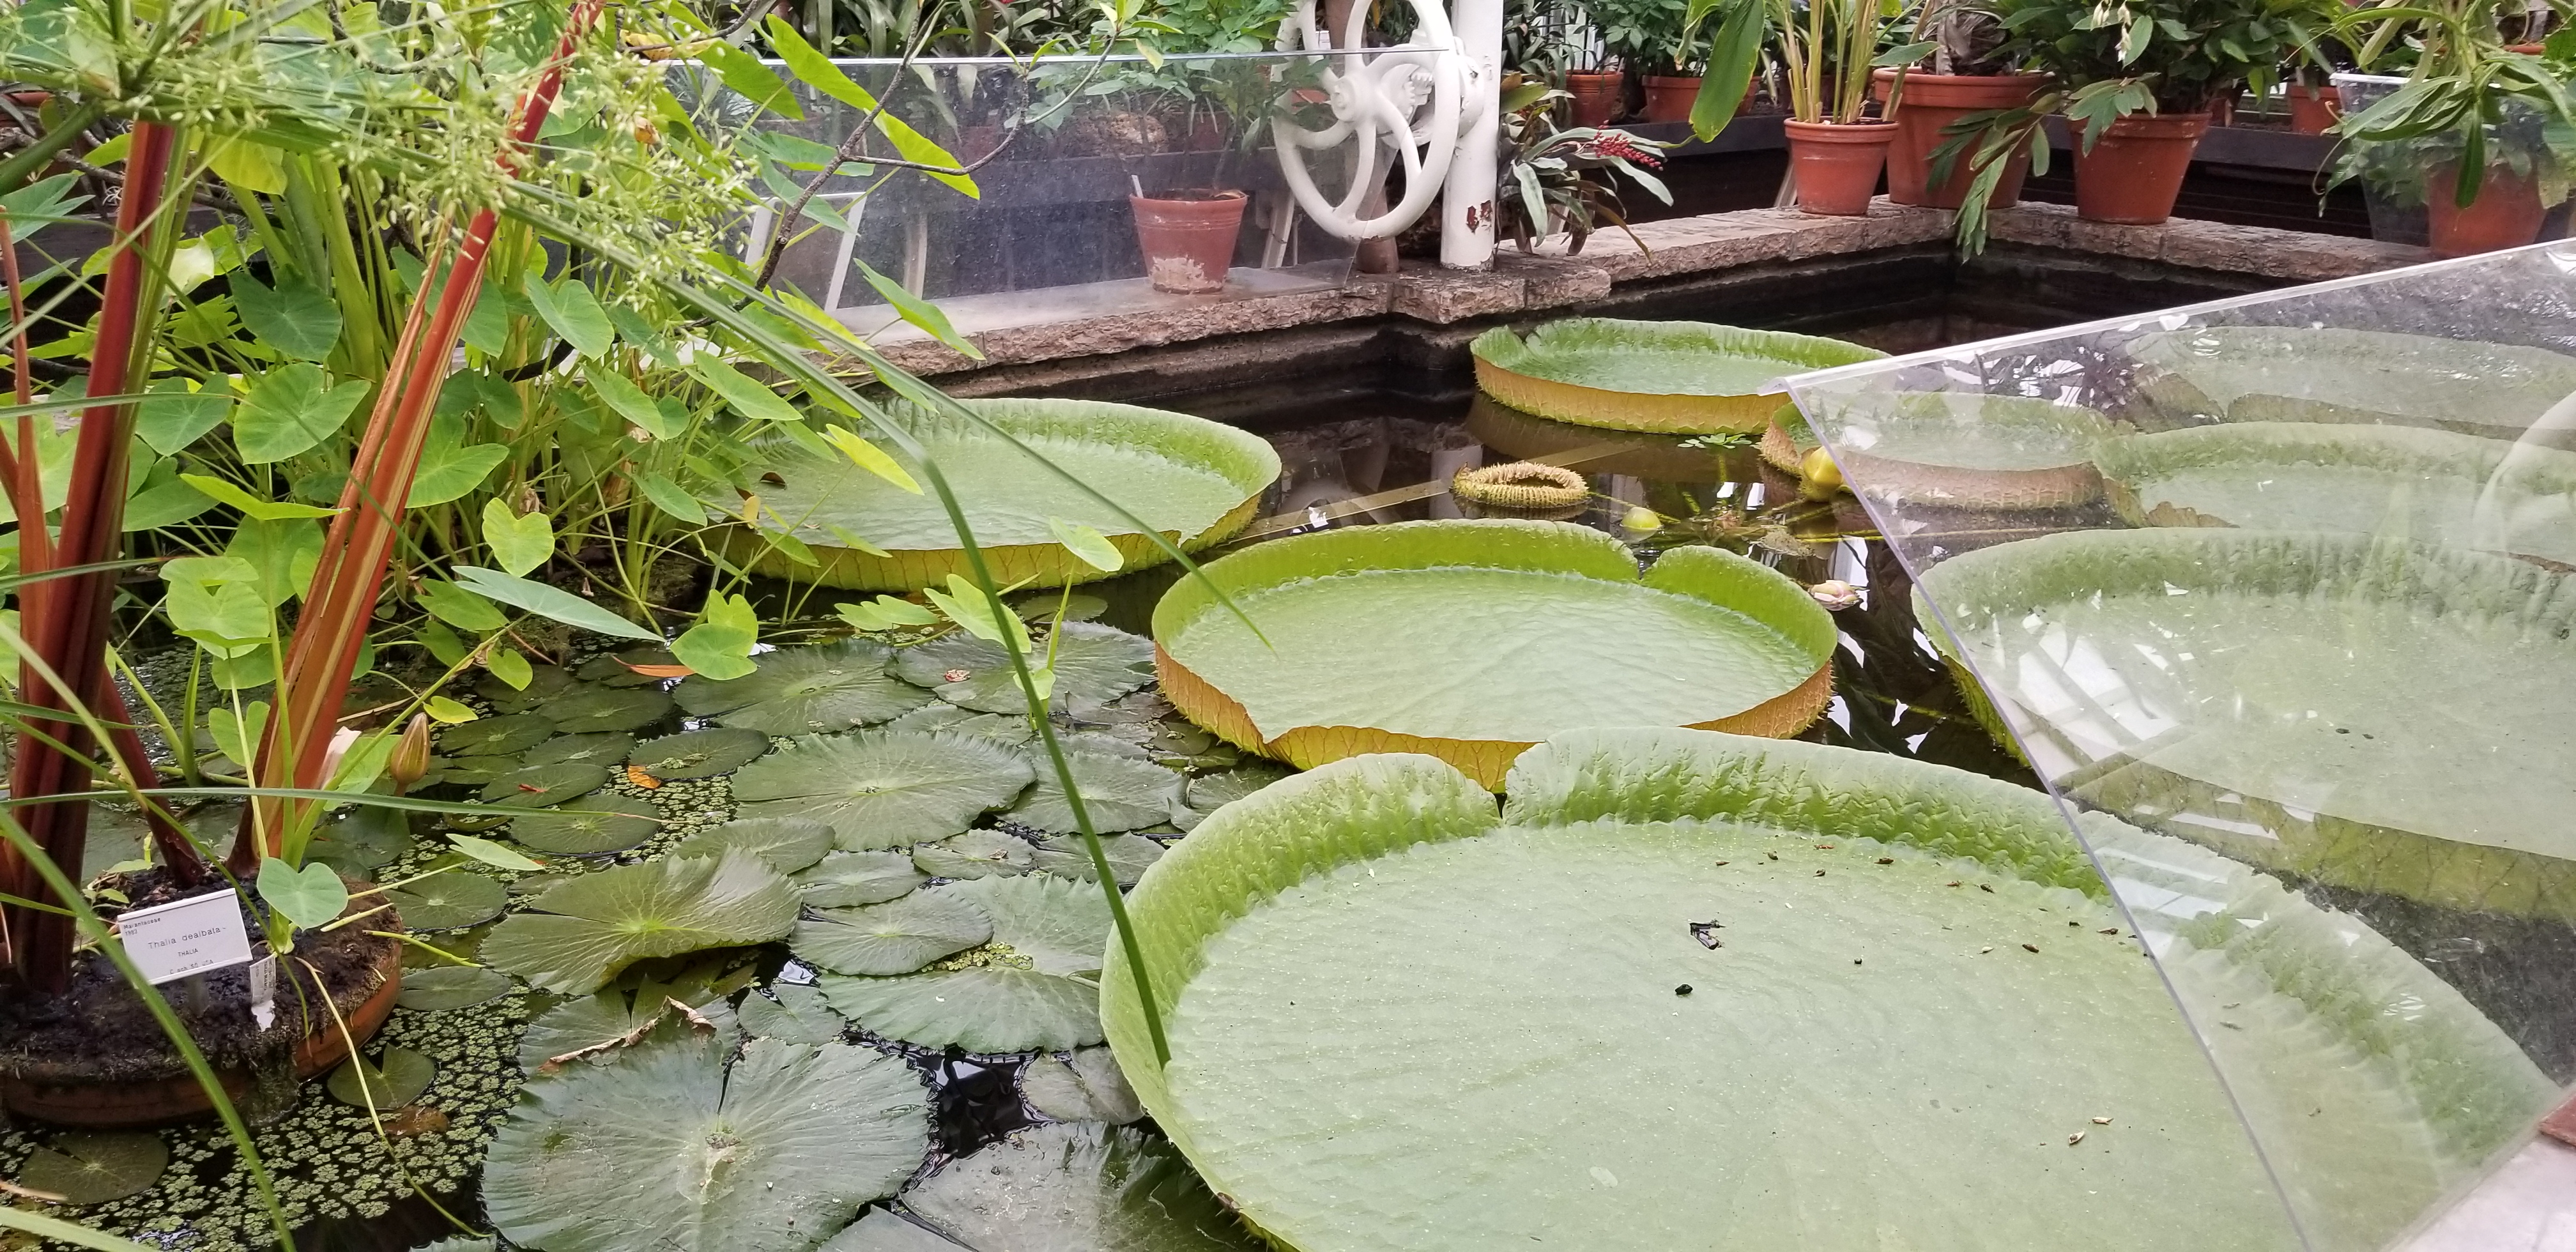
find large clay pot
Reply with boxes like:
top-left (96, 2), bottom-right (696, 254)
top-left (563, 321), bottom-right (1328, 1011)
top-left (1784, 119), bottom-right (1899, 216)
top-left (1871, 70), bottom-right (2051, 208)
top-left (2071, 111), bottom-right (2209, 225)
top-left (1642, 75), bottom-right (1703, 124)
top-left (1131, 191), bottom-right (1248, 293)
top-left (2426, 162), bottom-right (2548, 258)
top-left (1567, 72), bottom-right (1623, 126)
top-left (2287, 84), bottom-right (2340, 135)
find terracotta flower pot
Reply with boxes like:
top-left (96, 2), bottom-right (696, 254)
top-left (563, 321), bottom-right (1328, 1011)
top-left (2426, 162), bottom-right (2548, 258)
top-left (1872, 70), bottom-right (2051, 208)
top-left (1131, 191), bottom-right (1248, 293)
top-left (1568, 72), bottom-right (1623, 126)
top-left (2287, 84), bottom-right (2340, 135)
top-left (2072, 112), bottom-right (2209, 225)
top-left (1784, 119), bottom-right (1899, 217)
top-left (1643, 75), bottom-right (1703, 124)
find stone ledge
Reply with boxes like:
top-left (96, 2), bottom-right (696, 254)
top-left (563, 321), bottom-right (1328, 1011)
top-left (1986, 201), bottom-right (2428, 281)
top-left (871, 275), bottom-right (1398, 376)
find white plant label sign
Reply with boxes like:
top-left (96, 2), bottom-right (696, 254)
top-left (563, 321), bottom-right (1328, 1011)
top-left (119, 890), bottom-right (255, 984)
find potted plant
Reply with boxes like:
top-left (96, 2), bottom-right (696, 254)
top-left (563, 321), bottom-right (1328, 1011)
top-left (1496, 75), bottom-right (1678, 250)
top-left (1871, 0), bottom-right (2053, 207)
top-left (1595, 0), bottom-right (1698, 120)
top-left (2329, 2), bottom-right (2576, 257)
top-left (1692, 0), bottom-right (1908, 212)
top-left (1943, 0), bottom-right (2337, 241)
top-left (1125, 55), bottom-right (1276, 293)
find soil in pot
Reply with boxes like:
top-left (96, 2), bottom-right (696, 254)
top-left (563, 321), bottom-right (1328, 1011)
top-left (2426, 163), bottom-right (2549, 258)
top-left (2071, 112), bottom-right (2209, 225)
top-left (1872, 70), bottom-right (2050, 209)
top-left (0, 867), bottom-right (402, 1128)
top-left (1643, 75), bottom-right (1701, 124)
top-left (1131, 190), bottom-right (1248, 294)
top-left (1784, 119), bottom-right (1898, 216)
top-left (2288, 84), bottom-right (2340, 135)
top-left (1567, 72), bottom-right (1622, 126)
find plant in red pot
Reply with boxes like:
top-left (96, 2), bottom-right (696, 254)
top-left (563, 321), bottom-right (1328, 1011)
top-left (1127, 54), bottom-right (1277, 293)
top-left (1943, 0), bottom-right (2338, 246)
top-left (1872, 0), bottom-right (2051, 208)
top-left (1595, 0), bottom-right (1696, 121)
top-left (2326, 1), bottom-right (2576, 258)
top-left (1770, 0), bottom-right (1912, 213)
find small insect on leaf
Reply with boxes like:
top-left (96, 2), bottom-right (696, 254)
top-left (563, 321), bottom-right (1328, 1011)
top-left (2022, 943), bottom-right (2040, 953)
top-left (625, 766), bottom-right (664, 789)
top-left (1687, 920), bottom-right (1725, 949)
top-left (1673, 984), bottom-right (1692, 996)
top-left (943, 669), bottom-right (970, 683)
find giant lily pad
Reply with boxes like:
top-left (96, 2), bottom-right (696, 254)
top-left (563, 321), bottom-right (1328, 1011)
top-left (726, 398), bottom-right (1281, 590)
top-left (2094, 421), bottom-right (2576, 565)
top-left (823, 874), bottom-right (1112, 1053)
top-left (1469, 319), bottom-right (1885, 434)
top-left (482, 850), bottom-right (799, 994)
top-left (1919, 528), bottom-right (2576, 920)
top-left (1101, 730), bottom-right (2555, 1252)
top-left (824, 1124), bottom-right (1258, 1252)
top-left (1153, 519), bottom-right (1837, 787)
top-left (893, 623), bottom-right (1155, 714)
top-left (731, 731), bottom-right (1038, 849)
top-left (2125, 325), bottom-right (2576, 439)
top-left (485, 1029), bottom-right (931, 1252)
top-left (673, 640), bottom-right (933, 734)
top-left (1805, 392), bottom-right (2114, 510)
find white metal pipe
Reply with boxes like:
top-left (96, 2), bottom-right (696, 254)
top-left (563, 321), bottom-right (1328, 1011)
top-left (1440, 0), bottom-right (1502, 270)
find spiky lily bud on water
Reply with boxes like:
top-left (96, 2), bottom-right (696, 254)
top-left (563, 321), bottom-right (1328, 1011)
top-left (388, 713), bottom-right (431, 795)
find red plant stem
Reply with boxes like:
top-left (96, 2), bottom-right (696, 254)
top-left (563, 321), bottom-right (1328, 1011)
top-left (231, 1), bottom-right (603, 870)
top-left (3, 119), bottom-right (180, 991)
top-left (3, 210), bottom-right (31, 406)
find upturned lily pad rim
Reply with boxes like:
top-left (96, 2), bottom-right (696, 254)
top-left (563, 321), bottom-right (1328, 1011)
top-left (1151, 519), bottom-right (1837, 788)
top-left (2095, 420), bottom-right (2576, 542)
top-left (728, 397), bottom-right (1283, 592)
top-left (1100, 729), bottom-right (2554, 1249)
top-left (1808, 392), bottom-right (2116, 511)
top-left (1471, 318), bottom-right (1887, 434)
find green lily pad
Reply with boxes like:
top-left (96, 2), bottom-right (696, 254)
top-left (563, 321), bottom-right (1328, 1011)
top-left (671, 818), bottom-right (835, 874)
top-left (421, 754), bottom-right (518, 787)
top-left (1153, 519), bottom-right (1837, 788)
top-left (1471, 318), bottom-right (1885, 434)
top-left (15, 1131), bottom-right (169, 1205)
top-left (1813, 392), bottom-right (2114, 510)
top-left (794, 892), bottom-right (995, 975)
top-left (525, 732), bottom-right (639, 770)
top-left (627, 728), bottom-right (773, 781)
top-left (674, 639), bottom-right (934, 735)
top-left (1183, 763), bottom-right (1292, 811)
top-left (1101, 730), bottom-right (2558, 1252)
top-left (2125, 325), bottom-right (2576, 438)
top-left (307, 804), bottom-right (411, 873)
top-left (485, 1030), bottom-right (931, 1252)
top-left (823, 875), bottom-right (1112, 1053)
top-left (327, 1046), bottom-right (436, 1109)
top-left (384, 869), bottom-right (508, 930)
top-left (794, 850), bottom-right (926, 907)
top-left (893, 623), bottom-right (1156, 715)
top-left (396, 965), bottom-right (517, 1012)
top-left (482, 849), bottom-right (799, 994)
top-left (883, 702), bottom-right (1036, 744)
top-left (1019, 1047), bottom-right (1145, 1125)
top-left (507, 795), bottom-right (661, 856)
top-left (1920, 528), bottom-right (2576, 922)
top-left (438, 712), bottom-right (558, 757)
top-left (477, 664), bottom-right (584, 713)
top-left (518, 981), bottom-right (744, 1071)
top-left (913, 829), bottom-right (1036, 879)
top-left (1032, 834), bottom-right (1163, 887)
top-left (576, 645), bottom-right (682, 687)
top-left (731, 731), bottom-right (1037, 850)
top-left (1008, 750), bottom-right (1184, 834)
top-left (826, 1124), bottom-right (1257, 1252)
top-left (546, 686), bottom-right (676, 733)
top-left (2094, 421), bottom-right (2576, 565)
top-left (739, 982), bottom-right (844, 1044)
top-left (726, 398), bottom-right (1280, 591)
top-left (480, 762), bottom-right (611, 807)
top-left (406, 1240), bottom-right (494, 1252)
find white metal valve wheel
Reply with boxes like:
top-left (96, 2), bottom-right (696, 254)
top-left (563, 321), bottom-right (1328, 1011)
top-left (1270, 0), bottom-right (1486, 241)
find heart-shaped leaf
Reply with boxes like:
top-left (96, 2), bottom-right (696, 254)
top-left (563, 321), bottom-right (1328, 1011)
top-left (670, 593), bottom-right (758, 682)
top-left (522, 273), bottom-right (616, 359)
top-left (257, 858), bottom-right (347, 931)
top-left (481, 498), bottom-right (556, 577)
top-left (326, 1046), bottom-right (436, 1108)
top-left (233, 271), bottom-right (343, 361)
top-left (234, 363), bottom-right (369, 462)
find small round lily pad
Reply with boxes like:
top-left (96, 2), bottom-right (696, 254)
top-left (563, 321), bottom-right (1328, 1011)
top-left (509, 795), bottom-right (660, 856)
top-left (396, 965), bottom-right (518, 1012)
top-left (1020, 1046), bottom-right (1146, 1125)
top-left (525, 732), bottom-right (640, 770)
top-left (914, 829), bottom-right (1035, 880)
top-left (675, 639), bottom-right (933, 735)
top-left (422, 754), bottom-right (519, 787)
top-left (545, 686), bottom-right (677, 733)
top-left (307, 805), bottom-right (412, 874)
top-left (326, 1046), bottom-right (436, 1109)
top-left (628, 728), bottom-right (773, 781)
top-left (794, 850), bottom-right (926, 907)
top-left (794, 893), bottom-right (995, 976)
top-left (739, 982), bottom-right (845, 1044)
top-left (730, 730), bottom-right (1037, 850)
top-left (670, 818), bottom-right (834, 874)
top-left (15, 1131), bottom-right (169, 1205)
top-left (1032, 834), bottom-right (1164, 887)
top-left (480, 762), bottom-right (611, 807)
top-left (385, 871), bottom-right (509, 930)
top-left (894, 623), bottom-right (1154, 715)
top-left (438, 713), bottom-right (559, 757)
top-left (1008, 750), bottom-right (1184, 834)
top-left (477, 664), bottom-right (583, 713)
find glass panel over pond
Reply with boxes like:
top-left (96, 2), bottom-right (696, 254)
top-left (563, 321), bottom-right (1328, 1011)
top-left (1788, 241), bottom-right (2576, 1250)
top-left (671, 52), bottom-right (1367, 344)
